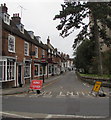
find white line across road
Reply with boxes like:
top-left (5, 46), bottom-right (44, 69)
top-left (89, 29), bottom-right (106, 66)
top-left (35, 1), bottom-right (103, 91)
top-left (0, 111), bottom-right (33, 119)
top-left (0, 112), bottom-right (108, 119)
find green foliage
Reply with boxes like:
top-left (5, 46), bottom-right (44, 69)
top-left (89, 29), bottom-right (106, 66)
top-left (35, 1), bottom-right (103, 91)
top-left (75, 39), bottom-right (95, 73)
top-left (102, 49), bottom-right (111, 74)
top-left (54, 1), bottom-right (111, 49)
top-left (80, 73), bottom-right (111, 79)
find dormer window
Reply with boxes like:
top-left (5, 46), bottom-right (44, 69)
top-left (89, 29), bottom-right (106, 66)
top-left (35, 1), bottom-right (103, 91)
top-left (3, 13), bottom-right (10, 25)
top-left (17, 23), bottom-right (24, 34)
top-left (28, 31), bottom-right (34, 39)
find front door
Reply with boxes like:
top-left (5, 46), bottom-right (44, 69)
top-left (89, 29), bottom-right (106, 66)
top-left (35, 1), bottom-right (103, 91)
top-left (18, 65), bottom-right (22, 87)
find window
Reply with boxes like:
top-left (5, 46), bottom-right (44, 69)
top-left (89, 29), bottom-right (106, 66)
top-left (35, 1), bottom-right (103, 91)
top-left (8, 34), bottom-right (15, 53)
top-left (28, 31), bottom-right (34, 39)
top-left (0, 61), bottom-right (6, 81)
top-left (24, 62), bottom-right (30, 78)
top-left (0, 60), bottom-right (15, 82)
top-left (48, 65), bottom-right (52, 74)
top-left (20, 24), bottom-right (24, 33)
top-left (3, 13), bottom-right (10, 25)
top-left (7, 61), bottom-right (14, 80)
top-left (35, 47), bottom-right (38, 58)
top-left (42, 49), bottom-right (45, 58)
top-left (17, 24), bottom-right (24, 34)
top-left (24, 42), bottom-right (29, 56)
top-left (34, 64), bottom-right (39, 76)
top-left (43, 66), bottom-right (47, 75)
top-left (40, 65), bottom-right (43, 76)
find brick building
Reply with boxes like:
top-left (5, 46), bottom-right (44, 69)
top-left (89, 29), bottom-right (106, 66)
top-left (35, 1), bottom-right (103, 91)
top-left (0, 3), bottom-right (74, 88)
top-left (0, 3), bottom-right (48, 88)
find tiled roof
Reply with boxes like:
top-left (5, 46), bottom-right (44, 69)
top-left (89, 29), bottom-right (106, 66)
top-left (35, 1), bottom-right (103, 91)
top-left (2, 20), bottom-right (47, 50)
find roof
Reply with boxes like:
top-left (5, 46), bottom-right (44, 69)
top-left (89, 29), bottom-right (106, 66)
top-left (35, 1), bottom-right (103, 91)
top-left (2, 19), bottom-right (47, 50)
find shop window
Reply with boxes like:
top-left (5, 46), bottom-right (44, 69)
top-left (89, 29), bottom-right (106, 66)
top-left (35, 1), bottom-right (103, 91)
top-left (0, 60), bottom-right (15, 82)
top-left (0, 61), bottom-right (6, 81)
top-left (34, 64), bottom-right (39, 76)
top-left (40, 65), bottom-right (43, 76)
top-left (8, 34), bottom-right (15, 53)
top-left (43, 66), bottom-right (47, 75)
top-left (7, 61), bottom-right (14, 80)
top-left (24, 62), bottom-right (30, 78)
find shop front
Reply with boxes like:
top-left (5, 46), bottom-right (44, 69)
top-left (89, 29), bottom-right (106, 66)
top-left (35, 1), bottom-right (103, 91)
top-left (0, 56), bottom-right (16, 88)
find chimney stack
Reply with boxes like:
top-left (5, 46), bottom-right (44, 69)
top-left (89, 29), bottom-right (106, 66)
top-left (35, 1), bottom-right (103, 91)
top-left (47, 36), bottom-right (50, 44)
top-left (11, 13), bottom-right (21, 24)
top-left (1, 3), bottom-right (8, 13)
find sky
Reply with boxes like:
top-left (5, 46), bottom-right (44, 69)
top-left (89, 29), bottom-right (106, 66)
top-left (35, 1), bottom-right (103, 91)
top-left (1, 0), bottom-right (80, 58)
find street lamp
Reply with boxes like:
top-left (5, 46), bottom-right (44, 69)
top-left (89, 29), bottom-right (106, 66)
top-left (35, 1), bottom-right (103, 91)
top-left (41, 56), bottom-right (47, 83)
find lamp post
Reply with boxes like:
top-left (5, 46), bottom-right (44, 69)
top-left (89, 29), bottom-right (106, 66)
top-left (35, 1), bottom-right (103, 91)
top-left (41, 57), bottom-right (47, 83)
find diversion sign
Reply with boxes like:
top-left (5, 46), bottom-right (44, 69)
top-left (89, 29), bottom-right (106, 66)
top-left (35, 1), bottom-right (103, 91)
top-left (30, 80), bottom-right (43, 90)
top-left (92, 81), bottom-right (102, 92)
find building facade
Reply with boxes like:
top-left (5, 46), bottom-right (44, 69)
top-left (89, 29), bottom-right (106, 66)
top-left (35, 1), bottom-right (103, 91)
top-left (0, 3), bottom-right (74, 88)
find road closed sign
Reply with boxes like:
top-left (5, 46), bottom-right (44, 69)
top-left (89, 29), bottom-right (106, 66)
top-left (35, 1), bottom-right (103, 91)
top-left (29, 80), bottom-right (43, 90)
top-left (92, 81), bottom-right (102, 92)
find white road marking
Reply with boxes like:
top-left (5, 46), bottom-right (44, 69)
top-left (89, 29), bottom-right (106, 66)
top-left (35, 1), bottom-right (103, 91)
top-left (58, 91), bottom-right (66, 96)
top-left (0, 112), bottom-right (33, 118)
top-left (51, 114), bottom-right (107, 119)
top-left (43, 91), bottom-right (52, 97)
top-left (82, 92), bottom-right (85, 96)
top-left (56, 91), bottom-right (66, 98)
top-left (44, 114), bottom-right (52, 120)
top-left (67, 91), bottom-right (74, 96)
top-left (76, 92), bottom-right (79, 96)
top-left (0, 112), bottom-right (107, 119)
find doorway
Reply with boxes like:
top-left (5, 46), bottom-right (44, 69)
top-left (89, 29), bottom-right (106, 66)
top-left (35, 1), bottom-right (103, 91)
top-left (18, 65), bottom-right (22, 87)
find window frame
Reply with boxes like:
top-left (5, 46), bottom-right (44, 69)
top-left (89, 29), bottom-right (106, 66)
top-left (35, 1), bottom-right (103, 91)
top-left (35, 46), bottom-right (38, 58)
top-left (3, 13), bottom-right (10, 25)
top-left (24, 61), bottom-right (31, 78)
top-left (34, 64), bottom-right (39, 77)
top-left (8, 34), bottom-right (15, 53)
top-left (0, 60), bottom-right (16, 82)
top-left (24, 41), bottom-right (29, 56)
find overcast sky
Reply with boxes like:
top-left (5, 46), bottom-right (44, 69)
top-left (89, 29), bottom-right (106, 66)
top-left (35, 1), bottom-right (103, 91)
top-left (1, 0), bottom-right (80, 57)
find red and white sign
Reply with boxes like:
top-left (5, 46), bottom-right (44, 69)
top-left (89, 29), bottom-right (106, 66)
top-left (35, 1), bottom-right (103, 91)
top-left (29, 80), bottom-right (43, 90)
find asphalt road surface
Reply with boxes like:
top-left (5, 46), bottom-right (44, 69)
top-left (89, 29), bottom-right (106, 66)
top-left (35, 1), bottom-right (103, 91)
top-left (2, 71), bottom-right (111, 119)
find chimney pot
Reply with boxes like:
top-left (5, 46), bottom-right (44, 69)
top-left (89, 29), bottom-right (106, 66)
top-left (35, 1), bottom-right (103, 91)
top-left (4, 3), bottom-right (6, 7)
top-left (11, 13), bottom-right (21, 24)
top-left (47, 36), bottom-right (50, 44)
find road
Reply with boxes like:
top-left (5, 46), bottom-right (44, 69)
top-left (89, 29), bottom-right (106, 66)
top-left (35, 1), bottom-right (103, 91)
top-left (2, 71), bottom-right (111, 120)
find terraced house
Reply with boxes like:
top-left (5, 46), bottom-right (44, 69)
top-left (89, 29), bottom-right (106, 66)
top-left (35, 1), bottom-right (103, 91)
top-left (0, 3), bottom-right (48, 88)
top-left (0, 3), bottom-right (74, 88)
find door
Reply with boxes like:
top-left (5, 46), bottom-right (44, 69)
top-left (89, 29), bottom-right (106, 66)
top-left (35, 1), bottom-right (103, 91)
top-left (18, 65), bottom-right (22, 87)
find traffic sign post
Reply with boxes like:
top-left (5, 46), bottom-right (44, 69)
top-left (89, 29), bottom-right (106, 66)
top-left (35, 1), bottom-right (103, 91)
top-left (29, 80), bottom-right (43, 94)
top-left (92, 81), bottom-right (102, 92)
top-left (91, 81), bottom-right (105, 97)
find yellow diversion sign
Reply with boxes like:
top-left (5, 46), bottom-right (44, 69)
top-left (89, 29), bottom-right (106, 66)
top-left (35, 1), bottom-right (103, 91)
top-left (92, 81), bottom-right (102, 92)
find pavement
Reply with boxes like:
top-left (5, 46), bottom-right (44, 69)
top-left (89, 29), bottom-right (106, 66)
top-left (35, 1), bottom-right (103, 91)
top-left (0, 75), bottom-right (60, 96)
